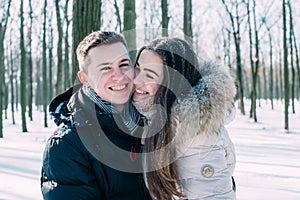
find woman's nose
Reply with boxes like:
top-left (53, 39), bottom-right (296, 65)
top-left (133, 74), bottom-right (143, 85)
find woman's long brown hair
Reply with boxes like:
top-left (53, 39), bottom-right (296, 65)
top-left (137, 38), bottom-right (202, 199)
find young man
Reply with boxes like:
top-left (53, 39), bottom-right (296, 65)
top-left (40, 31), bottom-right (152, 200)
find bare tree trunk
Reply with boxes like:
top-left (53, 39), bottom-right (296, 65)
top-left (42, 0), bottom-right (48, 128)
top-left (48, 16), bottom-right (54, 101)
top-left (184, 0), bottom-right (192, 42)
top-left (123, 0), bottom-right (136, 61)
top-left (258, 75), bottom-right (261, 108)
top-left (0, 31), bottom-right (4, 135)
top-left (63, 0), bottom-right (71, 90)
top-left (221, 0), bottom-right (245, 115)
top-left (4, 56), bottom-right (8, 120)
top-left (0, 0), bottom-right (12, 137)
top-left (267, 28), bottom-right (274, 109)
top-left (251, 0), bottom-right (260, 122)
top-left (283, 0), bottom-right (289, 130)
top-left (214, 34), bottom-right (222, 61)
top-left (15, 53), bottom-right (19, 111)
top-left (113, 0), bottom-right (122, 33)
top-left (28, 0), bottom-right (33, 121)
top-left (72, 0), bottom-right (102, 83)
top-left (263, 65), bottom-right (268, 101)
top-left (222, 29), bottom-right (230, 68)
top-left (9, 28), bottom-right (15, 124)
top-left (243, 68), bottom-right (250, 99)
top-left (246, 0), bottom-right (255, 118)
top-left (142, 1), bottom-right (149, 42)
top-left (222, 29), bottom-right (227, 65)
top-left (279, 49), bottom-right (283, 100)
top-left (161, 0), bottom-right (169, 37)
top-left (35, 59), bottom-right (42, 108)
top-left (227, 31), bottom-right (232, 68)
top-left (20, 0), bottom-right (28, 132)
top-left (55, 0), bottom-right (63, 95)
top-left (142, 1), bottom-right (158, 42)
top-left (292, 30), bottom-right (300, 100)
top-left (288, 1), bottom-right (295, 114)
top-left (275, 62), bottom-right (280, 100)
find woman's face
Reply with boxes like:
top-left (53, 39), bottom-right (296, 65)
top-left (133, 50), bottom-right (164, 102)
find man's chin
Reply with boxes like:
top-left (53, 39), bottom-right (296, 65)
top-left (111, 95), bottom-right (131, 105)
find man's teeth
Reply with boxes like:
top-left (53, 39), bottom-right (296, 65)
top-left (136, 89), bottom-right (147, 94)
top-left (111, 85), bottom-right (126, 91)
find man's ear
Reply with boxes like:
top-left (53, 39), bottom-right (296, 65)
top-left (77, 71), bottom-right (89, 86)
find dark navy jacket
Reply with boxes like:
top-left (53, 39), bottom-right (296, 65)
top-left (40, 85), bottom-right (152, 200)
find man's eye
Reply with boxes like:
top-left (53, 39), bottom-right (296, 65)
top-left (100, 66), bottom-right (110, 71)
top-left (120, 63), bottom-right (130, 68)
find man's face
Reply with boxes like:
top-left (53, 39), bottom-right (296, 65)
top-left (80, 42), bottom-right (134, 110)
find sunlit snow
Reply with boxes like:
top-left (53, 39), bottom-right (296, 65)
top-left (1, 100), bottom-right (300, 199)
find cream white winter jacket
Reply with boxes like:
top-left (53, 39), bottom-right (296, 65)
top-left (134, 61), bottom-right (237, 199)
top-left (170, 61), bottom-right (237, 199)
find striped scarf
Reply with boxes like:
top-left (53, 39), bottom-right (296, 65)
top-left (82, 86), bottom-right (140, 134)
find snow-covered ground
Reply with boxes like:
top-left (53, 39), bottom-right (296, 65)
top-left (0, 100), bottom-right (300, 200)
top-left (227, 101), bottom-right (300, 200)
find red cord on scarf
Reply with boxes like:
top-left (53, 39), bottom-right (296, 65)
top-left (130, 146), bottom-right (136, 161)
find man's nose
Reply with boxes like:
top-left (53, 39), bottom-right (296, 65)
top-left (112, 68), bottom-right (124, 80)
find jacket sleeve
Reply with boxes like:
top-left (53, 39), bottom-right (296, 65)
top-left (175, 133), bottom-right (236, 200)
top-left (220, 126), bottom-right (236, 175)
top-left (40, 126), bottom-right (102, 200)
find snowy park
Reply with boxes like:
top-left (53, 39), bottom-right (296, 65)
top-left (1, 0), bottom-right (300, 199)
top-left (0, 100), bottom-right (300, 200)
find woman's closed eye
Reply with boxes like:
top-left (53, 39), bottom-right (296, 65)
top-left (146, 74), bottom-right (155, 80)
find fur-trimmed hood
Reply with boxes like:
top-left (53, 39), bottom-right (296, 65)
top-left (170, 61), bottom-right (236, 152)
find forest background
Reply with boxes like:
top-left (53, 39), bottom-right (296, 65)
top-left (0, 0), bottom-right (299, 137)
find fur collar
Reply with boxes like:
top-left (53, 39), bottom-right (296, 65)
top-left (170, 61), bottom-right (236, 154)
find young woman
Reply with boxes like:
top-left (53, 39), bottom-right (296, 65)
top-left (133, 38), bottom-right (237, 199)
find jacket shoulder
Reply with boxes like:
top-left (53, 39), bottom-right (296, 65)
top-left (172, 61), bottom-right (236, 134)
top-left (41, 124), bottom-right (96, 191)
top-left (170, 62), bottom-right (236, 154)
